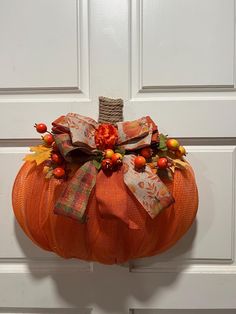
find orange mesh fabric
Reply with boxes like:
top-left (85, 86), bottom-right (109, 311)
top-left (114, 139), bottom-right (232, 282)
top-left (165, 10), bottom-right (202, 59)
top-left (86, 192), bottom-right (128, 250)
top-left (12, 161), bottom-right (198, 264)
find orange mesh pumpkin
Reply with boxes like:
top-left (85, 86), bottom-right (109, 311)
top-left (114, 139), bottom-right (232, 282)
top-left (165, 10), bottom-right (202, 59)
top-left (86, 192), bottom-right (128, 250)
top-left (12, 97), bottom-right (198, 264)
top-left (12, 160), bottom-right (198, 265)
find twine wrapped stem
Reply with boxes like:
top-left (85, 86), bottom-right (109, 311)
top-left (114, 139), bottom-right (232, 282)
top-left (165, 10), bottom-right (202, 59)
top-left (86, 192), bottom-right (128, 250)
top-left (98, 96), bottom-right (123, 124)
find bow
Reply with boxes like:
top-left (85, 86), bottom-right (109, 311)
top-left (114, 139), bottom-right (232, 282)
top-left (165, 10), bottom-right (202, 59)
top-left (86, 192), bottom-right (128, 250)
top-left (52, 113), bottom-right (174, 229)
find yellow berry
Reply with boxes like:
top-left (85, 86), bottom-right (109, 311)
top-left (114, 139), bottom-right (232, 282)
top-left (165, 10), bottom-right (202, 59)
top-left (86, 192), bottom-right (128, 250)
top-left (176, 146), bottom-right (186, 158)
top-left (104, 149), bottom-right (114, 159)
top-left (166, 138), bottom-right (180, 151)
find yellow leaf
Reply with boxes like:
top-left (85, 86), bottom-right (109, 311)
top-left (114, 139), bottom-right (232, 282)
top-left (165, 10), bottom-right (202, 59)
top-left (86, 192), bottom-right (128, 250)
top-left (173, 159), bottom-right (189, 170)
top-left (23, 145), bottom-right (52, 165)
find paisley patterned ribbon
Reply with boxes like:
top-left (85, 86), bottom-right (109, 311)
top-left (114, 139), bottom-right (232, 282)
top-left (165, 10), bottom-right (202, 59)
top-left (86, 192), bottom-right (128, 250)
top-left (52, 113), bottom-right (174, 226)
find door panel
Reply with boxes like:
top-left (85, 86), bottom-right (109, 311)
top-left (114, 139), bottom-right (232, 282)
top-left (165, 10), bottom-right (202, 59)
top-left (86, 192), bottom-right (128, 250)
top-left (142, 0), bottom-right (234, 88)
top-left (0, 0), bottom-right (78, 89)
top-left (0, 0), bottom-right (236, 313)
top-left (0, 0), bottom-right (89, 95)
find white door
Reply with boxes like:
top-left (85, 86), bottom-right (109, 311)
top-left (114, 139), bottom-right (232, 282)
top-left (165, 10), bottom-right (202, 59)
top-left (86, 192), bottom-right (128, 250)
top-left (1, 0), bottom-right (236, 313)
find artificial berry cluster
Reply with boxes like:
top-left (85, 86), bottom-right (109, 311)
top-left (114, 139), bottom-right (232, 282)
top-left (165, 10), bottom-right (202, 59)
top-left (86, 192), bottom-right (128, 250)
top-left (101, 149), bottom-right (123, 171)
top-left (134, 147), bottom-right (151, 170)
top-left (34, 122), bottom-right (186, 179)
top-left (166, 138), bottom-right (186, 158)
top-left (166, 138), bottom-right (186, 161)
top-left (134, 138), bottom-right (186, 173)
top-left (35, 123), bottom-right (65, 179)
top-left (157, 138), bottom-right (186, 168)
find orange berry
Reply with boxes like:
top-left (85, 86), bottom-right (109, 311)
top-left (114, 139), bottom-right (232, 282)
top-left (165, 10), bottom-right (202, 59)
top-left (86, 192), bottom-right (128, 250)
top-left (157, 157), bottom-right (168, 169)
top-left (134, 156), bottom-right (146, 169)
top-left (111, 152), bottom-right (123, 165)
top-left (43, 134), bottom-right (54, 146)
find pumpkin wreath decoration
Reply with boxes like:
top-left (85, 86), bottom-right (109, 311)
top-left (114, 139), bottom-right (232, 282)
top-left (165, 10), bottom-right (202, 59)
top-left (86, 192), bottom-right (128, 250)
top-left (12, 97), bottom-right (198, 264)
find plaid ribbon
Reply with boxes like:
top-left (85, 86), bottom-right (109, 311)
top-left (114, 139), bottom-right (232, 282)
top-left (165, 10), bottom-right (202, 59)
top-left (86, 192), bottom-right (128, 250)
top-left (52, 113), bottom-right (174, 224)
top-left (54, 161), bottom-right (97, 221)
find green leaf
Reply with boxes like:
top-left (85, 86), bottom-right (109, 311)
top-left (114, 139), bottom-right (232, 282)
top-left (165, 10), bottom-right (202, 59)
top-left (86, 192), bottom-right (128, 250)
top-left (93, 159), bottom-right (102, 170)
top-left (94, 150), bottom-right (104, 162)
top-left (157, 150), bottom-right (167, 157)
top-left (158, 134), bottom-right (168, 151)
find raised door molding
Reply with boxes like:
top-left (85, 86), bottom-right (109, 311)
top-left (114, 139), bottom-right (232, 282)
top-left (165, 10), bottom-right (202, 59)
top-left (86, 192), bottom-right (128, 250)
top-left (0, 0), bottom-right (89, 97)
top-left (130, 310), bottom-right (236, 314)
top-left (130, 0), bottom-right (236, 96)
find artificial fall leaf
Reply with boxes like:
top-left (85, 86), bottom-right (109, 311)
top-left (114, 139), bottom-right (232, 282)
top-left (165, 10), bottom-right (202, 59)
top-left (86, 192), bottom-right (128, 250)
top-left (93, 159), bottom-right (102, 170)
top-left (45, 169), bottom-right (54, 179)
top-left (173, 159), bottom-right (189, 170)
top-left (147, 162), bottom-right (156, 169)
top-left (151, 168), bottom-right (157, 175)
top-left (169, 165), bottom-right (176, 173)
top-left (23, 145), bottom-right (52, 165)
top-left (43, 166), bottom-right (50, 174)
top-left (152, 156), bottom-right (158, 162)
top-left (158, 134), bottom-right (168, 151)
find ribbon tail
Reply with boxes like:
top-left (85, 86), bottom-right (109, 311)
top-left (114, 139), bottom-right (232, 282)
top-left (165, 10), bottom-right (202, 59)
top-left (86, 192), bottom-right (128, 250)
top-left (123, 155), bottom-right (174, 218)
top-left (54, 161), bottom-right (97, 221)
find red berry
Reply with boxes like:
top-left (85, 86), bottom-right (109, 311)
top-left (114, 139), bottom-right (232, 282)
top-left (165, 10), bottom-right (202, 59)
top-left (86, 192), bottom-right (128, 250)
top-left (43, 134), bottom-right (54, 146)
top-left (53, 167), bottom-right (65, 178)
top-left (140, 147), bottom-right (152, 159)
top-left (51, 153), bottom-right (63, 164)
top-left (101, 158), bottom-right (113, 171)
top-left (157, 157), bottom-right (168, 169)
top-left (35, 123), bottom-right (47, 133)
top-left (111, 152), bottom-right (123, 166)
top-left (134, 156), bottom-right (146, 169)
